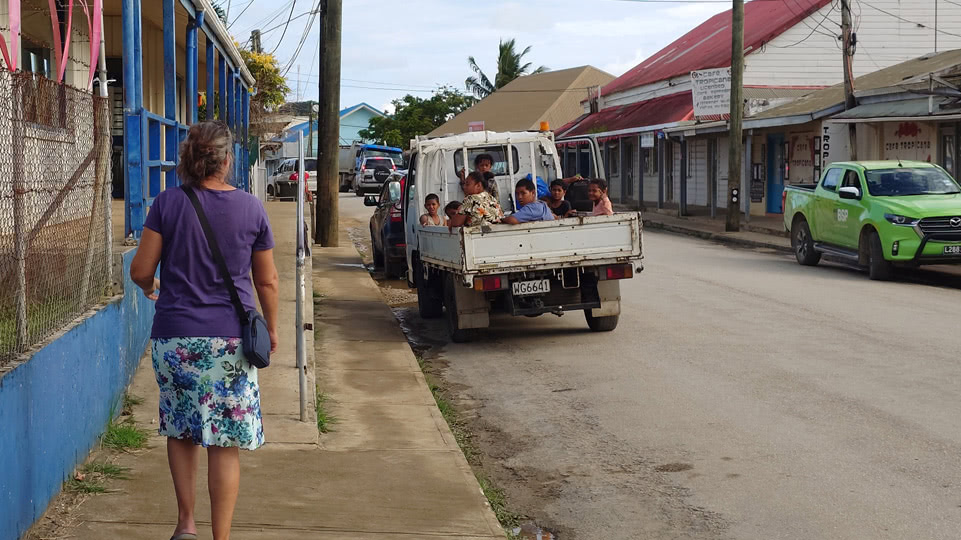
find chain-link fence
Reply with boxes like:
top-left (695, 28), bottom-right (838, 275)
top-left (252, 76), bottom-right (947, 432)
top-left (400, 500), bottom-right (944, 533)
top-left (0, 70), bottom-right (113, 367)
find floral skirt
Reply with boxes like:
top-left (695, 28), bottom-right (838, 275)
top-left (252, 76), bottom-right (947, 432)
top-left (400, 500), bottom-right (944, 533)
top-left (152, 337), bottom-right (264, 450)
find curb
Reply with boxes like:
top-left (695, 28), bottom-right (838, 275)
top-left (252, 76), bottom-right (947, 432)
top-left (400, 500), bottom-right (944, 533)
top-left (643, 219), bottom-right (794, 254)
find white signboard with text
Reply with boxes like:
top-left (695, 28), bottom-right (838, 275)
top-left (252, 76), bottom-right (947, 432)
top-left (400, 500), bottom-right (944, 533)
top-left (691, 68), bottom-right (731, 118)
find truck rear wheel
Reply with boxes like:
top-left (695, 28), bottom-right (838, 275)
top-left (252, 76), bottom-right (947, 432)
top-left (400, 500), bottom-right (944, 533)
top-left (415, 260), bottom-right (443, 319)
top-left (792, 218), bottom-right (821, 266)
top-left (584, 310), bottom-right (619, 332)
top-left (867, 230), bottom-right (893, 281)
top-left (339, 174), bottom-right (349, 193)
top-left (444, 274), bottom-right (475, 343)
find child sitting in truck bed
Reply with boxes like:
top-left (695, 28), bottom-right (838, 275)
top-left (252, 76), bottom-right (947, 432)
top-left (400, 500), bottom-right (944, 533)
top-left (503, 178), bottom-right (554, 224)
top-left (449, 171), bottom-right (503, 227)
top-left (420, 193), bottom-right (444, 226)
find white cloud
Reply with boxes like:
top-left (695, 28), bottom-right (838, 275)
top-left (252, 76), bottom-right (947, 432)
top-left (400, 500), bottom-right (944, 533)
top-left (231, 0), bottom-right (731, 108)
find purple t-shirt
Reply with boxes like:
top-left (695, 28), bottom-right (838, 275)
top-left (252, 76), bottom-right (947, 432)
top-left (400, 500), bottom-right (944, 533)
top-left (144, 187), bottom-right (274, 339)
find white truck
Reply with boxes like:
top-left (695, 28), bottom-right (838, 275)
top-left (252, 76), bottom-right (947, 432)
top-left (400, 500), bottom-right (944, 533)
top-left (338, 142), bottom-right (405, 193)
top-left (403, 130), bottom-right (643, 342)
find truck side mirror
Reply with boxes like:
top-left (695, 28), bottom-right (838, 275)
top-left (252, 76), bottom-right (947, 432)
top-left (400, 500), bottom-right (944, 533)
top-left (838, 186), bottom-right (861, 200)
top-left (364, 195), bottom-right (378, 207)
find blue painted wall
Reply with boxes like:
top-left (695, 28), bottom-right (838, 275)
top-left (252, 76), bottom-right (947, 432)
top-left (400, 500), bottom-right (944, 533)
top-left (0, 249), bottom-right (154, 540)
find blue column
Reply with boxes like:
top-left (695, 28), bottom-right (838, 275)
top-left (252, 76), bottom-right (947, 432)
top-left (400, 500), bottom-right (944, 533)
top-left (225, 66), bottom-right (234, 129)
top-left (162, 0), bottom-right (178, 189)
top-left (205, 34), bottom-right (214, 121)
top-left (186, 12), bottom-right (202, 124)
top-left (242, 88), bottom-right (250, 192)
top-left (233, 74), bottom-right (241, 136)
top-left (218, 54), bottom-right (226, 120)
top-left (122, 0), bottom-right (144, 237)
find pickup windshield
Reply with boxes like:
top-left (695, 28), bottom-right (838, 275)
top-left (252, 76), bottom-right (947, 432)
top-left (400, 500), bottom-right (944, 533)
top-left (864, 168), bottom-right (961, 196)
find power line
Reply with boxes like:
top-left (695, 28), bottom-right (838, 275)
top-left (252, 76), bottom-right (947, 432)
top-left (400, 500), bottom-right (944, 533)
top-left (228, 0), bottom-right (257, 28)
top-left (270, 0), bottom-right (298, 54)
top-left (859, 0), bottom-right (961, 38)
top-left (771, 0), bottom-right (839, 47)
top-left (282, 0), bottom-right (321, 75)
top-left (234, 0), bottom-right (295, 38)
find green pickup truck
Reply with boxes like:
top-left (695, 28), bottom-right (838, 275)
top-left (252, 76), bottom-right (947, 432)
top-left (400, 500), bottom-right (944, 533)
top-left (783, 160), bottom-right (961, 280)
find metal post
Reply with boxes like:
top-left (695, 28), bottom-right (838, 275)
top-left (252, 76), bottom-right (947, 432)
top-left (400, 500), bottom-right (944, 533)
top-left (12, 79), bottom-right (27, 351)
top-left (679, 138), bottom-right (688, 217)
top-left (709, 137), bottom-right (718, 218)
top-left (98, 7), bottom-right (112, 282)
top-left (744, 131), bottom-right (752, 222)
top-left (206, 38), bottom-right (215, 121)
top-left (296, 132), bottom-right (308, 422)
top-left (163, 0), bottom-right (177, 190)
top-left (186, 13), bottom-right (202, 125)
top-left (657, 137), bottom-right (664, 209)
top-left (122, 0), bottom-right (144, 237)
top-left (726, 0), bottom-right (744, 232)
top-left (218, 55), bottom-right (226, 120)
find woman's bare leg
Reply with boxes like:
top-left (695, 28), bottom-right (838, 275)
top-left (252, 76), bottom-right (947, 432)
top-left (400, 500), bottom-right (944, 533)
top-left (166, 437), bottom-right (200, 536)
top-left (208, 446), bottom-right (240, 540)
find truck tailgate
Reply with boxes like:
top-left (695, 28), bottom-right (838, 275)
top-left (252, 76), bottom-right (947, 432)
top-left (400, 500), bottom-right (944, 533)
top-left (419, 213), bottom-right (643, 274)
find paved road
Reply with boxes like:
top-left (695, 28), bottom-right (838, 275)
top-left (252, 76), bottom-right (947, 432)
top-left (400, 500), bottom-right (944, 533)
top-left (340, 193), bottom-right (961, 540)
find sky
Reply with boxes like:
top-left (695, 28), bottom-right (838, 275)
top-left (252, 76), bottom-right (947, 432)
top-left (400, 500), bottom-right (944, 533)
top-left (224, 0), bottom-right (731, 114)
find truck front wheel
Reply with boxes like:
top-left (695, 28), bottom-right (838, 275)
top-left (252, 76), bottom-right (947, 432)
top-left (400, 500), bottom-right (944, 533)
top-left (867, 230), bottom-right (893, 281)
top-left (584, 310), bottom-right (619, 332)
top-left (792, 218), bottom-right (821, 266)
top-left (415, 261), bottom-right (443, 319)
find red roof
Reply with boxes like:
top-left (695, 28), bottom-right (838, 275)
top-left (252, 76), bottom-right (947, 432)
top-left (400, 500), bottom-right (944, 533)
top-left (601, 0), bottom-right (831, 97)
top-left (560, 92), bottom-right (693, 138)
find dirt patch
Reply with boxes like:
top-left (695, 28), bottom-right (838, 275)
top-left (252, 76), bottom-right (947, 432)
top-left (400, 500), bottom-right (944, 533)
top-left (656, 463), bottom-right (695, 473)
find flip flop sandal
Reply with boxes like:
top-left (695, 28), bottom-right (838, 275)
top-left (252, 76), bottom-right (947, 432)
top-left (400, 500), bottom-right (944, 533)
top-left (170, 534), bottom-right (198, 540)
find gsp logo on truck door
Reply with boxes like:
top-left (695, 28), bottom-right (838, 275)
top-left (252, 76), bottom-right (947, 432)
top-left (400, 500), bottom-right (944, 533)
top-left (837, 208), bottom-right (849, 222)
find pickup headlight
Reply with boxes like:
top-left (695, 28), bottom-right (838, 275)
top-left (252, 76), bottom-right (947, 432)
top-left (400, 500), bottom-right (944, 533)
top-left (884, 214), bottom-right (919, 226)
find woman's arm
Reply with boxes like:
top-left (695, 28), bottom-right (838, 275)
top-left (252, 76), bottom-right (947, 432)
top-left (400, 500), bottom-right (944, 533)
top-left (252, 249), bottom-right (280, 353)
top-left (130, 228), bottom-right (162, 300)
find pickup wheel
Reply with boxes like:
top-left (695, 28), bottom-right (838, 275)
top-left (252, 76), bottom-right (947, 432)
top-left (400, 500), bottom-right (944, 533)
top-left (339, 174), bottom-right (349, 193)
top-left (415, 260), bottom-right (443, 319)
top-left (384, 234), bottom-right (405, 279)
top-left (867, 230), bottom-right (894, 281)
top-left (584, 310), bottom-right (619, 332)
top-left (792, 219), bottom-right (821, 266)
top-left (355, 185), bottom-right (364, 197)
top-left (444, 274), bottom-right (475, 343)
top-left (371, 230), bottom-right (384, 269)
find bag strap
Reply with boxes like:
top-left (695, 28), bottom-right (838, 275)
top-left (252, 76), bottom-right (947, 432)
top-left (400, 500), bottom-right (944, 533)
top-left (181, 186), bottom-right (249, 325)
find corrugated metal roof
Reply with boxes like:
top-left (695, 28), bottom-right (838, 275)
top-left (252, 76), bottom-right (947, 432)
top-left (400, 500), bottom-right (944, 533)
top-left (561, 92), bottom-right (693, 138)
top-left (750, 49), bottom-right (961, 121)
top-left (831, 97), bottom-right (958, 119)
top-left (427, 66), bottom-right (614, 136)
top-left (601, 0), bottom-right (830, 97)
top-left (744, 86), bottom-right (822, 99)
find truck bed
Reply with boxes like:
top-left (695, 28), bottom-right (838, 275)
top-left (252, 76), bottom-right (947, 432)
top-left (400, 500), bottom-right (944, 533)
top-left (417, 213), bottom-right (643, 276)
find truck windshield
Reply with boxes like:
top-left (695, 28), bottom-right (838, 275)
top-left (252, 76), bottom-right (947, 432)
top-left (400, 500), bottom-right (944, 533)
top-left (864, 168), bottom-right (961, 196)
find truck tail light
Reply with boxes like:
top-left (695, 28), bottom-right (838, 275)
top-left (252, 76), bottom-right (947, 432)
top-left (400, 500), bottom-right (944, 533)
top-left (781, 190), bottom-right (787, 213)
top-left (304, 172), bottom-right (310, 179)
top-left (473, 276), bottom-right (505, 291)
top-left (289, 173), bottom-right (297, 180)
top-left (603, 264), bottom-right (633, 280)
top-left (390, 203), bottom-right (403, 222)
top-left (361, 166), bottom-right (366, 172)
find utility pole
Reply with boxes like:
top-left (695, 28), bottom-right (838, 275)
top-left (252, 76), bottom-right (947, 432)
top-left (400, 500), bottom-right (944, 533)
top-left (251, 29), bottom-right (262, 53)
top-left (726, 0), bottom-right (744, 232)
top-left (316, 0), bottom-right (341, 246)
top-left (841, 0), bottom-right (858, 160)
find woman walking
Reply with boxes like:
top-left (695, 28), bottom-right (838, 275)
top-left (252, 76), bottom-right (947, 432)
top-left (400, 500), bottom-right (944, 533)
top-left (130, 121), bottom-right (279, 540)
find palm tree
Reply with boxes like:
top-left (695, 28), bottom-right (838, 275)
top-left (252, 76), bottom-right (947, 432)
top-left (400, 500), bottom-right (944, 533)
top-left (465, 38), bottom-right (548, 99)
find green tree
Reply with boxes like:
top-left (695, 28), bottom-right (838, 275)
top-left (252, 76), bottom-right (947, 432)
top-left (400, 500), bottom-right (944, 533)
top-left (238, 48), bottom-right (290, 137)
top-left (465, 38), bottom-right (548, 99)
top-left (358, 86), bottom-right (475, 150)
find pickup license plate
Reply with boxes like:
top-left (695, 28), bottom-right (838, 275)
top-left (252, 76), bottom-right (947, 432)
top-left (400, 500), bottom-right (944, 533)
top-left (944, 245), bottom-right (961, 255)
top-left (512, 279), bottom-right (550, 296)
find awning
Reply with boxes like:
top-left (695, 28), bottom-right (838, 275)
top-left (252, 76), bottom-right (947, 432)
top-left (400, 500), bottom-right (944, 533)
top-left (562, 92), bottom-right (693, 138)
top-left (831, 97), bottom-right (961, 123)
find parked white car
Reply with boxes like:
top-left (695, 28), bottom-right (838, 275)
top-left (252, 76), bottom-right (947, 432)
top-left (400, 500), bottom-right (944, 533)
top-left (270, 157), bottom-right (318, 200)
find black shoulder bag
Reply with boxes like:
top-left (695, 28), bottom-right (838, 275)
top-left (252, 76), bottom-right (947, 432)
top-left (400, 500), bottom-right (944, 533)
top-left (182, 186), bottom-right (271, 369)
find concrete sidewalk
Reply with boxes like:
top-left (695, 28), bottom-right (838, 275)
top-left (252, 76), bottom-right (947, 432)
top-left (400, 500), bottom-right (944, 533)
top-left (59, 201), bottom-right (503, 539)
